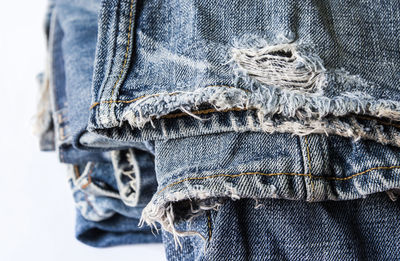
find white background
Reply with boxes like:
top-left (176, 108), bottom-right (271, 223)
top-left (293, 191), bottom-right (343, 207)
top-left (0, 1), bottom-right (166, 260)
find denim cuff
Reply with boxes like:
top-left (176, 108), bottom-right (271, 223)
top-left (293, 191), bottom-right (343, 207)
top-left (86, 0), bottom-right (400, 149)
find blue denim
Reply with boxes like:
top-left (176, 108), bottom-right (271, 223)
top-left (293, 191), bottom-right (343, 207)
top-left (35, 0), bottom-right (400, 258)
top-left (68, 149), bottom-right (161, 247)
top-left (141, 132), bottom-right (400, 245)
top-left (75, 211), bottom-right (160, 248)
top-left (44, 3), bottom-right (110, 163)
top-left (162, 193), bottom-right (400, 260)
top-left (86, 0), bottom-right (400, 149)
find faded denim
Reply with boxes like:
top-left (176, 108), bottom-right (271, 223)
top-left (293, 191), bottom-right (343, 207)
top-left (86, 0), bottom-right (400, 148)
top-left (35, 0), bottom-right (400, 259)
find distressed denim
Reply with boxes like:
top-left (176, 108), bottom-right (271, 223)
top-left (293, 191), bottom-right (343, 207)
top-left (34, 0), bottom-right (400, 259)
top-left (86, 0), bottom-right (400, 148)
top-left (68, 150), bottom-right (161, 247)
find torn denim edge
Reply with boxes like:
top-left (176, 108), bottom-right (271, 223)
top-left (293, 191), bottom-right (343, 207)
top-left (140, 166), bottom-right (400, 248)
top-left (91, 107), bottom-right (400, 149)
top-left (89, 39), bottom-right (400, 146)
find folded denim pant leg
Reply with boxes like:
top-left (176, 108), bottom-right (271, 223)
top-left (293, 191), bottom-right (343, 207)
top-left (75, 0), bottom-right (400, 258)
top-left (35, 0), bottom-right (162, 247)
top-left (162, 194), bottom-right (400, 261)
top-left (85, 0), bottom-right (400, 147)
top-left (68, 148), bottom-right (161, 247)
top-left (145, 132), bottom-right (400, 260)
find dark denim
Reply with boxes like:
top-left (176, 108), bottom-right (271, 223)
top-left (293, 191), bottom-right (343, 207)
top-left (163, 193), bottom-right (400, 260)
top-left (141, 131), bottom-right (400, 254)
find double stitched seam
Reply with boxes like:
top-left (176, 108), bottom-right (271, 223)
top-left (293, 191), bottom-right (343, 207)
top-left (90, 85), bottom-right (251, 109)
top-left (206, 211), bottom-right (212, 242)
top-left (108, 0), bottom-right (135, 109)
top-left (157, 165), bottom-right (400, 195)
top-left (304, 136), bottom-right (315, 201)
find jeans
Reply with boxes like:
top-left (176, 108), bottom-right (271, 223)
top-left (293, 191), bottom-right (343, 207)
top-left (35, 0), bottom-right (400, 259)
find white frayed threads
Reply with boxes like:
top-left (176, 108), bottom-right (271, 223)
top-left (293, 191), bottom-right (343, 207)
top-left (231, 43), bottom-right (326, 94)
top-left (140, 197), bottom-right (224, 249)
top-left (111, 149), bottom-right (141, 207)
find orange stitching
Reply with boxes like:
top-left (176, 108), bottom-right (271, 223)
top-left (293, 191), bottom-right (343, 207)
top-left (207, 211), bottom-right (212, 241)
top-left (89, 102), bottom-right (100, 109)
top-left (81, 165), bottom-right (94, 189)
top-left (304, 136), bottom-right (315, 201)
top-left (157, 166), bottom-right (400, 195)
top-left (90, 85), bottom-right (250, 109)
top-left (73, 165), bottom-right (80, 179)
top-left (324, 165), bottom-right (400, 181)
top-left (109, 0), bottom-right (135, 102)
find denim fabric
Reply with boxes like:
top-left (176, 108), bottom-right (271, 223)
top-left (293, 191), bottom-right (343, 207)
top-left (75, 211), bottom-right (161, 248)
top-left (140, 131), bottom-right (400, 248)
top-left (162, 193), bottom-right (400, 260)
top-left (68, 149), bottom-right (161, 247)
top-left (87, 0), bottom-right (400, 149)
top-left (46, 5), bottom-right (110, 163)
top-left (35, 0), bottom-right (400, 257)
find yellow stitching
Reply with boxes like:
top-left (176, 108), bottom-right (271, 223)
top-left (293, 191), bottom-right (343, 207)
top-left (157, 166), bottom-right (400, 195)
top-left (90, 85), bottom-right (250, 109)
top-left (109, 0), bottom-right (135, 102)
top-left (207, 211), bottom-right (212, 241)
top-left (304, 136), bottom-right (315, 201)
top-left (324, 165), bottom-right (400, 181)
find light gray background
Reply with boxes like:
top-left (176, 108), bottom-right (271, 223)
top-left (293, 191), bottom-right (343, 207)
top-left (0, 1), bottom-right (166, 260)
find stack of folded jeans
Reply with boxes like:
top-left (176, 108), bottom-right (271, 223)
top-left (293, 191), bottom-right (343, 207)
top-left (35, 0), bottom-right (400, 259)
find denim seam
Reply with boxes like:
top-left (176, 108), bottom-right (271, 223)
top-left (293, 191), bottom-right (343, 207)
top-left (90, 91), bottom-right (400, 132)
top-left (304, 136), bottom-right (315, 201)
top-left (109, 0), bottom-right (135, 103)
top-left (157, 166), bottom-right (400, 195)
top-left (96, 0), bottom-right (119, 102)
